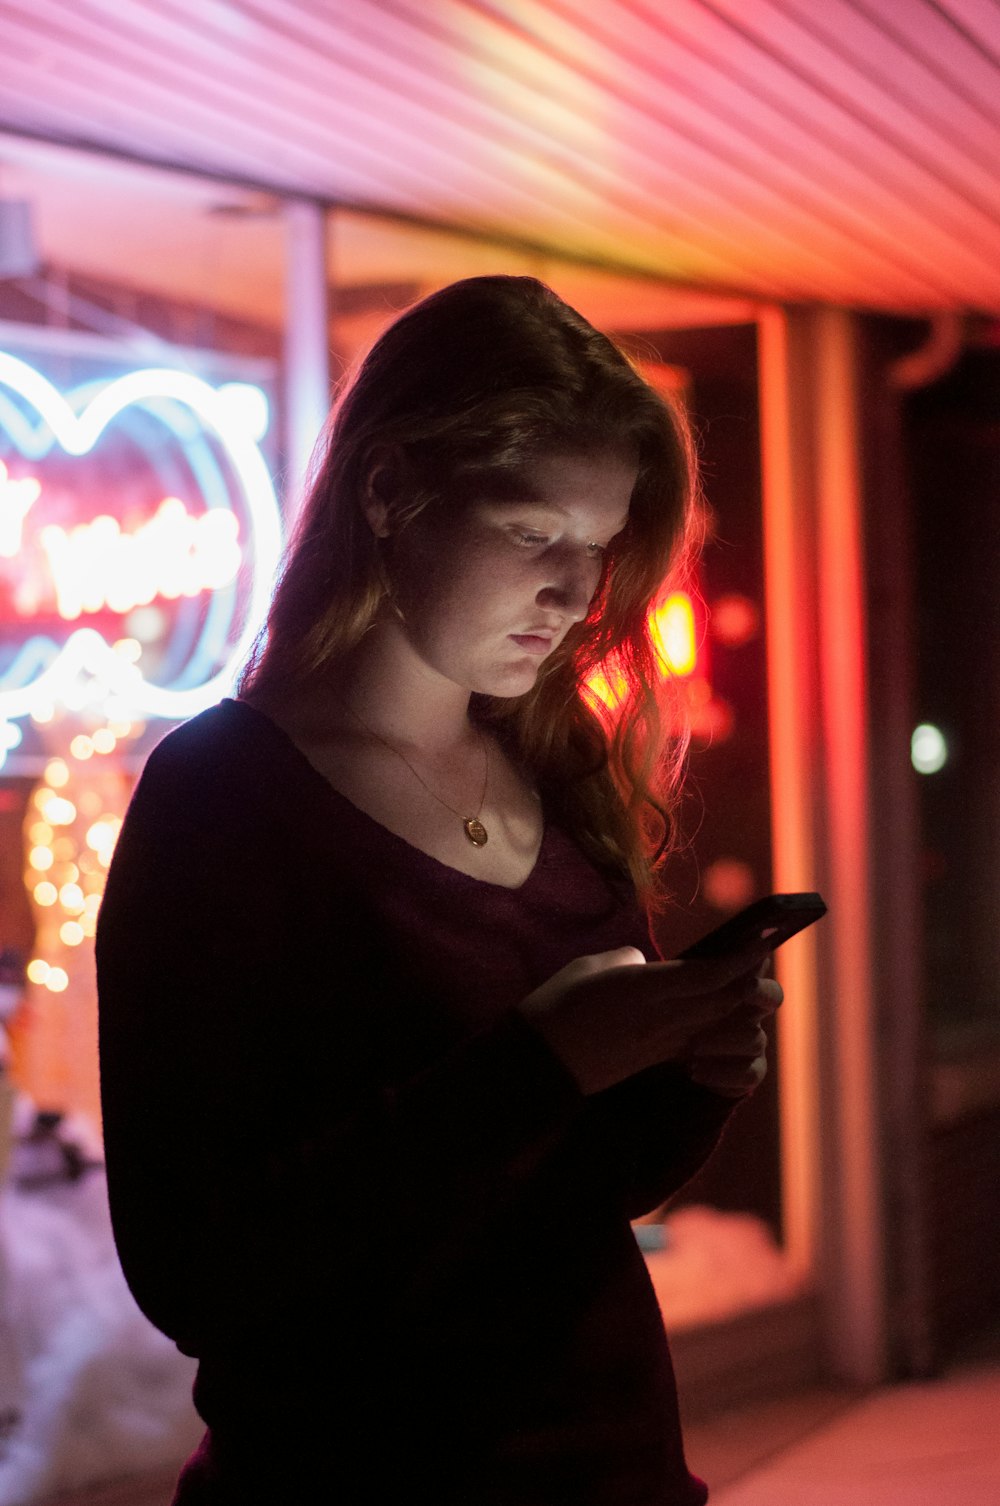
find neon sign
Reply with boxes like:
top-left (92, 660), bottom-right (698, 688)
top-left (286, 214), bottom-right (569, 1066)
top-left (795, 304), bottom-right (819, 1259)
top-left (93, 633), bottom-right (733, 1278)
top-left (0, 353), bottom-right (282, 722)
top-left (39, 498), bottom-right (242, 619)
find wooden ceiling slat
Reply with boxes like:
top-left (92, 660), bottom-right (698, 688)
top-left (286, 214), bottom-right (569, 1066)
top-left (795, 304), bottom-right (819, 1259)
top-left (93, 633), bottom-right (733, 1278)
top-left (111, 0), bottom-right (795, 293)
top-left (0, 0), bottom-right (999, 310)
top-left (421, 0), bottom-right (982, 303)
top-left (1, 2), bottom-right (660, 251)
top-left (129, 0), bottom-right (890, 298)
top-left (695, 0), bottom-right (1000, 249)
top-left (628, 0), bottom-right (1000, 264)
top-left (866, 0), bottom-right (1000, 115)
top-left (775, 0), bottom-right (1000, 197)
top-left (1, 5), bottom-right (807, 302)
top-left (846, 0), bottom-right (1000, 133)
top-left (494, 0), bottom-right (1000, 297)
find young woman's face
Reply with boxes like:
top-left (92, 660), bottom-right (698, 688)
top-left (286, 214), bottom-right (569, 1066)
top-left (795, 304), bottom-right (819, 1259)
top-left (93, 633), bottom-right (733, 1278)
top-left (384, 450), bottom-right (637, 699)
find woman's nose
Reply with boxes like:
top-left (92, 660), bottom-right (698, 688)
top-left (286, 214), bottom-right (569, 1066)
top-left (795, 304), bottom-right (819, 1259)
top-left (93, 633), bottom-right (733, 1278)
top-left (536, 548), bottom-right (601, 621)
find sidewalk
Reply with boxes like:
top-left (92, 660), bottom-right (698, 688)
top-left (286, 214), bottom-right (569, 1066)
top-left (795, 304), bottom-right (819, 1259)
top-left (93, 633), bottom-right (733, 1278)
top-left (36, 1330), bottom-right (1000, 1506)
top-left (685, 1329), bottom-right (1000, 1505)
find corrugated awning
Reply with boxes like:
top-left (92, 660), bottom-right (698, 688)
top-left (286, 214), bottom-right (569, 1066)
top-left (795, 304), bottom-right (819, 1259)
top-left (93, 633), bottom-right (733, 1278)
top-left (1, 0), bottom-right (999, 313)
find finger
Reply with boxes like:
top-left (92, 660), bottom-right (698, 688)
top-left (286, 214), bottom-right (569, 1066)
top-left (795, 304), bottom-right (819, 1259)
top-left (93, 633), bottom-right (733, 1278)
top-left (746, 978), bottom-right (784, 1017)
top-left (638, 945), bottom-right (778, 999)
top-left (687, 1021), bottom-right (768, 1058)
top-left (575, 947), bottom-right (648, 976)
top-left (688, 1054), bottom-right (768, 1097)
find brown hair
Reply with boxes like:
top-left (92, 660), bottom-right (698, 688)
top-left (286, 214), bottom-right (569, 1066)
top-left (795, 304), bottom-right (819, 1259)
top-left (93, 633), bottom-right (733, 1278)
top-left (240, 276), bottom-right (701, 895)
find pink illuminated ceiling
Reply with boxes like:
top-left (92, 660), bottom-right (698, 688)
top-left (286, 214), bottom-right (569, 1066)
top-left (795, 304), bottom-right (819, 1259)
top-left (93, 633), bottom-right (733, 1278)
top-left (1, 0), bottom-right (1000, 313)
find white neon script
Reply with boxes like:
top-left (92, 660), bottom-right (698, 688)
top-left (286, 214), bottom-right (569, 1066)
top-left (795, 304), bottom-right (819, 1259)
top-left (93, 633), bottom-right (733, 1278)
top-left (39, 497), bottom-right (242, 619)
top-left (0, 353), bottom-right (282, 721)
top-left (0, 457), bottom-right (41, 557)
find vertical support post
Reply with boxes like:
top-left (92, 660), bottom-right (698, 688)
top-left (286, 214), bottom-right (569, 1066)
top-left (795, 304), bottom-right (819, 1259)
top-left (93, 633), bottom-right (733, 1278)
top-left (757, 306), bottom-right (823, 1285)
top-left (283, 199), bottom-right (331, 520)
top-left (813, 307), bottom-right (887, 1384)
top-left (757, 305), bottom-right (890, 1386)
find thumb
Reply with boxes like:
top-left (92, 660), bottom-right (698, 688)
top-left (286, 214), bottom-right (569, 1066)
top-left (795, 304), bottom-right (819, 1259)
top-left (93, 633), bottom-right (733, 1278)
top-left (573, 946), bottom-right (648, 976)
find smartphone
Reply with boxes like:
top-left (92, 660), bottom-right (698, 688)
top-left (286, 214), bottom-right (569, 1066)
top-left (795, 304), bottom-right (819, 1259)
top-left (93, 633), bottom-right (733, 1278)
top-left (677, 892), bottom-right (827, 960)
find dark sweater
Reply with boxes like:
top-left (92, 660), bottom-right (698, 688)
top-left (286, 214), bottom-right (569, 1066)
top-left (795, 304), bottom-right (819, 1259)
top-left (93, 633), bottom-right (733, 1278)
top-left (97, 698), bottom-right (734, 1505)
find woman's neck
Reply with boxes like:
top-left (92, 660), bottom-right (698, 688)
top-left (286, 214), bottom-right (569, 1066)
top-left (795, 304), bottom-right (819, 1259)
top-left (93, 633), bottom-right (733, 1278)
top-left (290, 620), bottom-right (476, 757)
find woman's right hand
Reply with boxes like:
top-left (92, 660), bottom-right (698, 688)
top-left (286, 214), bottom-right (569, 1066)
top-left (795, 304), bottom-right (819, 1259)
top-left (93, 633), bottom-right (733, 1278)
top-left (516, 945), bottom-right (780, 1096)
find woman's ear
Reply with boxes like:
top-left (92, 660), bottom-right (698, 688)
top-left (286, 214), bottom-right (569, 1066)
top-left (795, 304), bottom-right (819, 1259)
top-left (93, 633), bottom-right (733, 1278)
top-left (360, 446), bottom-right (401, 538)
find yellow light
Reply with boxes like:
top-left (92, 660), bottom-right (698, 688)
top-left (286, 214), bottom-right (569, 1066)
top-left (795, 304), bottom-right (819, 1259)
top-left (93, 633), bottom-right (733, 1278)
top-left (86, 819), bottom-right (116, 852)
top-left (46, 967), bottom-right (69, 993)
top-left (44, 759), bottom-right (70, 788)
top-left (33, 881), bottom-right (58, 906)
top-left (70, 735), bottom-right (94, 760)
top-left (28, 821), bottom-right (54, 845)
top-left (80, 912), bottom-right (97, 937)
top-left (41, 795), bottom-right (76, 825)
top-left (29, 845), bottom-right (54, 871)
top-left (60, 921), bottom-right (85, 946)
top-left (91, 728), bottom-right (116, 753)
top-left (112, 637), bottom-right (143, 663)
top-left (109, 720), bottom-right (133, 738)
top-left (84, 893), bottom-right (102, 915)
top-left (53, 838), bottom-right (75, 861)
top-left (32, 786), bottom-right (55, 811)
top-left (650, 594), bottom-right (697, 677)
top-left (60, 862), bottom-right (80, 883)
top-left (26, 958), bottom-right (50, 984)
top-left (59, 883), bottom-right (85, 913)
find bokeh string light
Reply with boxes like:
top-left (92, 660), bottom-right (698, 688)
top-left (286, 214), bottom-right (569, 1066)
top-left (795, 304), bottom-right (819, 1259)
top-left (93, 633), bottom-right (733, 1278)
top-left (14, 708), bottom-right (136, 1120)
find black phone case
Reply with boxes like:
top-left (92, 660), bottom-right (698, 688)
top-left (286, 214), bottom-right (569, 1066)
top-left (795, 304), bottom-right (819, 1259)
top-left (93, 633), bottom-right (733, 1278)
top-left (678, 892), bottom-right (827, 960)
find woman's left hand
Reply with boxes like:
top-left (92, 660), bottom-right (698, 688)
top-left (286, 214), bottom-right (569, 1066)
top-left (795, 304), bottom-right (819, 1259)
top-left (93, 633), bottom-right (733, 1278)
top-left (682, 970), bottom-right (783, 1098)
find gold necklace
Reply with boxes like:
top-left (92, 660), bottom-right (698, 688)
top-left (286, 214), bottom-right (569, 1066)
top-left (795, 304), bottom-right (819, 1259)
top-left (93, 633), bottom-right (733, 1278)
top-left (342, 702), bottom-right (490, 847)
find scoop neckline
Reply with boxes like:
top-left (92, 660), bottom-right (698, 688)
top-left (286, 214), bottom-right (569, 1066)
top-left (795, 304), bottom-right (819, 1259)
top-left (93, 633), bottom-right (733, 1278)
top-left (221, 696), bottom-right (551, 895)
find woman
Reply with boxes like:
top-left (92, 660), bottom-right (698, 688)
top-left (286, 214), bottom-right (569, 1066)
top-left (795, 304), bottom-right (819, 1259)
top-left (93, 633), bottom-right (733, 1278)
top-left (97, 276), bottom-right (780, 1505)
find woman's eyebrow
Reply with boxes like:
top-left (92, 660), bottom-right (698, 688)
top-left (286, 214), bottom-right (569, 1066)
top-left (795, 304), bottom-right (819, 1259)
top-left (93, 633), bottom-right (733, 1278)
top-left (492, 498), bottom-right (629, 532)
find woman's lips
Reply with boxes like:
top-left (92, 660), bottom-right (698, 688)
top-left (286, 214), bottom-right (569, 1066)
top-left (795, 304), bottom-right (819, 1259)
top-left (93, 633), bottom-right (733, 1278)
top-left (509, 633), bottom-right (555, 655)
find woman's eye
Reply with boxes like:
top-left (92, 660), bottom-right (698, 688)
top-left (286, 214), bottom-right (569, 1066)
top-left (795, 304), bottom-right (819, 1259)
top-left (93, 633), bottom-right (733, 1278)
top-left (586, 541), bottom-right (607, 558)
top-left (513, 531), bottom-right (548, 547)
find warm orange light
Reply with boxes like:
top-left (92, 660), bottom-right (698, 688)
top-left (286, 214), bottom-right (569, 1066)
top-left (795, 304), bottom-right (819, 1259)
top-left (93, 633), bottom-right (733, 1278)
top-left (59, 883), bottom-right (85, 914)
top-left (650, 593), bottom-right (697, 677)
top-left (44, 760), bottom-right (70, 788)
top-left (585, 591), bottom-right (700, 715)
top-left (41, 795), bottom-right (76, 826)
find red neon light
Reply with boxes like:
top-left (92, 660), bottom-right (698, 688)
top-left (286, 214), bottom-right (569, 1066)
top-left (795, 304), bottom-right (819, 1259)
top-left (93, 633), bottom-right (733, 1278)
top-left (586, 592), bottom-right (699, 712)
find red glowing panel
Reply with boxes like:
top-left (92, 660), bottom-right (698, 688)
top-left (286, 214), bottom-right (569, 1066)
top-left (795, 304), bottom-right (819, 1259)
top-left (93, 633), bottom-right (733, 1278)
top-left (586, 591), bottom-right (701, 714)
top-left (651, 593), bottom-right (697, 676)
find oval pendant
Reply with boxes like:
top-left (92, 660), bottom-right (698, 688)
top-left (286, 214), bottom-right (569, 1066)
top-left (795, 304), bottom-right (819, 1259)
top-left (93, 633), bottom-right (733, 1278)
top-left (463, 817), bottom-right (488, 847)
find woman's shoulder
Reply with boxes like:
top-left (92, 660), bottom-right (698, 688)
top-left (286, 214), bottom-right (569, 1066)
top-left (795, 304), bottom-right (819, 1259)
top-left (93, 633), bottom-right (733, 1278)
top-left (125, 699), bottom-right (302, 845)
top-left (139, 698), bottom-right (283, 787)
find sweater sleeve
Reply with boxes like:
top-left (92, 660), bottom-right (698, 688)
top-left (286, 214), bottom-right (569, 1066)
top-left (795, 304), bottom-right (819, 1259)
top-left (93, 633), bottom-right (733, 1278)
top-left (581, 1065), bottom-right (739, 1220)
top-left (96, 717), bottom-right (584, 1356)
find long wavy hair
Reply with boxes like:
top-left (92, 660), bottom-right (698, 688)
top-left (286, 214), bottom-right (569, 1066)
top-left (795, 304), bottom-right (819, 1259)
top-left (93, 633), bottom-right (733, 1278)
top-left (240, 275), bottom-right (702, 896)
